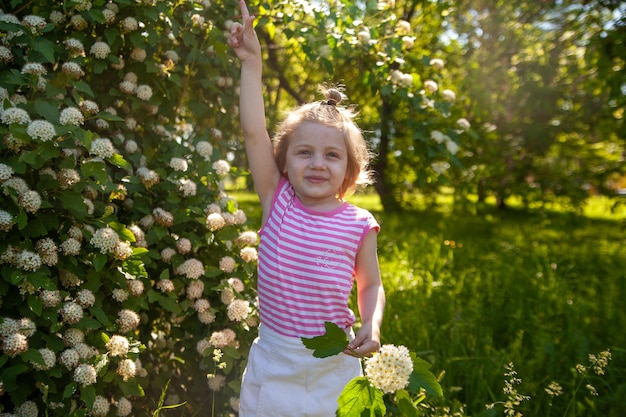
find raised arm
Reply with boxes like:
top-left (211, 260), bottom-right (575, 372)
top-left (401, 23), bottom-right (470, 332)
top-left (228, 0), bottom-right (280, 216)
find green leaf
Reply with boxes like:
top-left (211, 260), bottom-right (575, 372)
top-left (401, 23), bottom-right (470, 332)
top-left (92, 307), bottom-right (111, 326)
top-left (33, 37), bottom-right (56, 63)
top-left (28, 294), bottom-right (43, 315)
top-left (59, 191), bottom-right (88, 217)
top-left (395, 389), bottom-right (420, 417)
top-left (81, 159), bottom-right (108, 184)
top-left (407, 354), bottom-right (443, 398)
top-left (80, 385), bottom-right (96, 407)
top-left (106, 154), bottom-right (132, 172)
top-left (119, 379), bottom-right (145, 397)
top-left (301, 321), bottom-right (349, 358)
top-left (22, 348), bottom-right (45, 365)
top-left (93, 253), bottom-right (108, 272)
top-left (31, 99), bottom-right (60, 121)
top-left (108, 221), bottom-right (136, 242)
top-left (336, 377), bottom-right (385, 417)
top-left (63, 382), bottom-right (78, 399)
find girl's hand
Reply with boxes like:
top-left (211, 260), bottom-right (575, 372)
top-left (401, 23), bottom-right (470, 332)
top-left (227, 0), bottom-right (261, 62)
top-left (344, 323), bottom-right (381, 358)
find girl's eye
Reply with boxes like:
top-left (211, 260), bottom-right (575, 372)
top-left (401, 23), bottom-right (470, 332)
top-left (327, 152), bottom-right (339, 158)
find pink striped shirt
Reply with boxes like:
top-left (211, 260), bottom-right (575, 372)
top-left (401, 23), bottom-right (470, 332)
top-left (257, 177), bottom-right (379, 338)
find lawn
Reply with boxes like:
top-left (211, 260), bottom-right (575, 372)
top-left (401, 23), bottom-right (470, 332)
top-left (229, 190), bottom-right (626, 416)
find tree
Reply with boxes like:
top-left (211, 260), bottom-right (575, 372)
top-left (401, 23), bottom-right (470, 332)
top-left (451, 0), bottom-right (625, 209)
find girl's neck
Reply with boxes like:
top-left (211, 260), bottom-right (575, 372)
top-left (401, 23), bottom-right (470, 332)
top-left (295, 192), bottom-right (344, 212)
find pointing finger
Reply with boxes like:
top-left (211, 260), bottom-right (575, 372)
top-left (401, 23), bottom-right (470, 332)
top-left (239, 0), bottom-right (250, 22)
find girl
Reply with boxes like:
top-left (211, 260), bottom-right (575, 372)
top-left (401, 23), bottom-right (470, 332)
top-left (228, 1), bottom-right (386, 415)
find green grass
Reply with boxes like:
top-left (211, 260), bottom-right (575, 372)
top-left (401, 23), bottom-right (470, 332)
top-left (229, 190), bottom-right (626, 415)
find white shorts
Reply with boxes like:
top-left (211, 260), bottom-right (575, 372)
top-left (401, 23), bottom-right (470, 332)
top-left (239, 324), bottom-right (362, 417)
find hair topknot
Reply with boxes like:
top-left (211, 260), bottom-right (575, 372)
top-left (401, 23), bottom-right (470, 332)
top-left (324, 89), bottom-right (343, 106)
top-left (320, 85), bottom-right (346, 106)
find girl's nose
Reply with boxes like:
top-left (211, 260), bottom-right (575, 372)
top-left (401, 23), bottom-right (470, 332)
top-left (309, 153), bottom-right (324, 168)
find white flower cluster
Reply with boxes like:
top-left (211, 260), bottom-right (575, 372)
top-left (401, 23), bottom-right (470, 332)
top-left (206, 213), bottom-right (225, 231)
top-left (117, 358), bottom-right (136, 381)
top-left (219, 256), bottom-right (236, 273)
top-left (136, 84), bottom-right (153, 101)
top-left (176, 238), bottom-right (192, 254)
top-left (153, 208), bottom-right (174, 227)
top-left (60, 301), bottom-right (83, 324)
top-left (32, 347), bottom-right (56, 370)
top-left (117, 309), bottom-right (140, 333)
top-left (175, 258), bottom-right (205, 279)
top-left (90, 41), bottom-right (111, 59)
top-left (1, 107), bottom-right (31, 125)
top-left (179, 178), bottom-right (197, 197)
top-left (186, 280), bottom-right (204, 300)
top-left (90, 227), bottom-right (120, 254)
top-left (14, 400), bottom-right (38, 417)
top-left (0, 317), bottom-right (35, 357)
top-left (91, 395), bottom-right (110, 417)
top-left (36, 237), bottom-right (58, 267)
top-left (364, 344), bottom-right (413, 394)
top-left (59, 168), bottom-right (81, 189)
top-left (90, 137), bottom-right (116, 158)
top-left (63, 38), bottom-right (85, 57)
top-left (235, 231), bottom-right (258, 246)
top-left (21, 62), bottom-right (47, 76)
top-left (430, 58), bottom-right (445, 70)
top-left (79, 100), bottom-right (99, 115)
top-left (430, 130), bottom-right (459, 155)
top-left (0, 45), bottom-right (13, 63)
top-left (390, 69), bottom-right (413, 88)
top-left (18, 190), bottom-right (42, 213)
top-left (195, 141), bottom-right (213, 159)
top-left (423, 80), bottom-right (438, 94)
top-left (27, 119), bottom-right (55, 142)
top-left (60, 237), bottom-right (81, 255)
top-left (0, 209), bottom-right (14, 232)
top-left (116, 397), bottom-right (132, 417)
top-left (130, 47), bottom-right (147, 62)
top-left (71, 15), bottom-right (89, 31)
top-left (40, 290), bottom-right (62, 308)
top-left (59, 107), bottom-right (84, 126)
top-left (240, 247), bottom-right (258, 263)
top-left (209, 328), bottom-right (237, 349)
top-left (76, 289), bottom-right (95, 308)
top-left (137, 167), bottom-right (160, 188)
top-left (0, 163), bottom-right (13, 181)
top-left (62, 61), bottom-right (85, 78)
top-left (212, 159), bottom-right (230, 176)
top-left (169, 157), bottom-right (188, 172)
top-left (22, 14), bottom-right (47, 32)
top-left (121, 16), bottom-right (138, 32)
top-left (227, 299), bottom-right (251, 322)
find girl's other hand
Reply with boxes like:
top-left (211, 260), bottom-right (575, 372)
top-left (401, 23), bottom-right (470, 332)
top-left (227, 0), bottom-right (261, 62)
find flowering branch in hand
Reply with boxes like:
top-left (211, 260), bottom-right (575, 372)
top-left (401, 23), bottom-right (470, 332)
top-left (302, 322), bottom-right (443, 416)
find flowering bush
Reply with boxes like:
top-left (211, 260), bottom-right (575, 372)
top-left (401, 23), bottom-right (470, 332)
top-left (0, 0), bottom-right (257, 415)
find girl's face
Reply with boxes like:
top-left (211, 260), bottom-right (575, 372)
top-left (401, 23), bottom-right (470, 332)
top-left (284, 122), bottom-right (348, 210)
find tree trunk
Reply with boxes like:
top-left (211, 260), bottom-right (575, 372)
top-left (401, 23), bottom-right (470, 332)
top-left (372, 97), bottom-right (402, 212)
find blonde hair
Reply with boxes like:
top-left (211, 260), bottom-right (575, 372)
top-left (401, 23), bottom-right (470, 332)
top-left (273, 87), bottom-right (374, 200)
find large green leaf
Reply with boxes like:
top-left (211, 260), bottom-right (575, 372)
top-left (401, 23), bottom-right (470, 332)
top-left (407, 354), bottom-right (443, 398)
top-left (336, 377), bottom-right (385, 417)
top-left (301, 321), bottom-right (349, 358)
